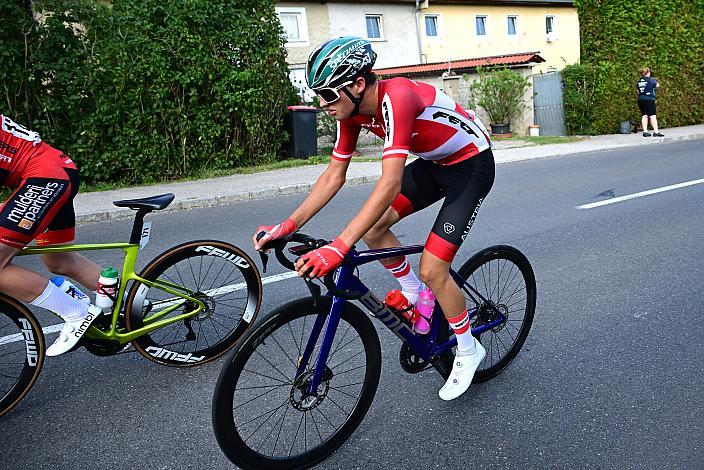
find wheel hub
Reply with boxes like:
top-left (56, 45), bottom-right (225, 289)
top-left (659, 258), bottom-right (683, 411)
top-left (475, 302), bottom-right (509, 331)
top-left (185, 293), bottom-right (215, 321)
top-left (290, 367), bottom-right (332, 411)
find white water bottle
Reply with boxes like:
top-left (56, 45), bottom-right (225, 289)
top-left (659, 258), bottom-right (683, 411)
top-left (95, 267), bottom-right (119, 312)
top-left (50, 276), bottom-right (90, 305)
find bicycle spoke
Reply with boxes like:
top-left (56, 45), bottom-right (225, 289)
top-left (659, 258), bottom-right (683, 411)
top-left (242, 398), bottom-right (289, 441)
top-left (269, 333), bottom-right (299, 369)
top-left (329, 348), bottom-right (364, 370)
top-left (328, 386), bottom-right (361, 400)
top-left (254, 348), bottom-right (293, 383)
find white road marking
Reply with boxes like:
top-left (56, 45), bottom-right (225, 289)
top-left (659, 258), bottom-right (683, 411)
top-left (577, 178), bottom-right (704, 209)
top-left (0, 271), bottom-right (299, 345)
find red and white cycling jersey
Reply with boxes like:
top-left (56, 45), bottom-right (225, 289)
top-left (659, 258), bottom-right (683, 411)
top-left (0, 114), bottom-right (43, 186)
top-left (332, 77), bottom-right (491, 166)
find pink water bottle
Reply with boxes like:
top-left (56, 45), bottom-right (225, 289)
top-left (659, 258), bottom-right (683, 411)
top-left (413, 287), bottom-right (435, 334)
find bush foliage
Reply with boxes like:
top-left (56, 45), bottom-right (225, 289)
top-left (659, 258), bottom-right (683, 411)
top-left (2, 0), bottom-right (297, 184)
top-left (563, 0), bottom-right (704, 135)
top-left (466, 66), bottom-right (531, 126)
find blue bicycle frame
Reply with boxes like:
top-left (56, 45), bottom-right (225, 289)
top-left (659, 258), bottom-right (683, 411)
top-left (295, 244), bottom-right (507, 396)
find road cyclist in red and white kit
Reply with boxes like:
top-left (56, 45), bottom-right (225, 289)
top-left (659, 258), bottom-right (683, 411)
top-left (0, 114), bottom-right (104, 356)
top-left (253, 37), bottom-right (495, 400)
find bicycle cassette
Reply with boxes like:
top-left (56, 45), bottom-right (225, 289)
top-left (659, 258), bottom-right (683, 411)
top-left (399, 343), bottom-right (431, 374)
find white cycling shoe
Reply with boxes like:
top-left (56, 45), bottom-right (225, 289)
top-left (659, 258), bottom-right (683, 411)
top-left (438, 340), bottom-right (486, 401)
top-left (46, 305), bottom-right (102, 357)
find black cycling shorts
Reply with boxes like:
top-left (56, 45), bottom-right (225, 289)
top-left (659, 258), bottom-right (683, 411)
top-left (638, 99), bottom-right (656, 117)
top-left (390, 148), bottom-right (495, 262)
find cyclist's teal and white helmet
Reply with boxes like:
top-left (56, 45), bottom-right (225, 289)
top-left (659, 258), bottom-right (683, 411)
top-left (306, 37), bottom-right (377, 113)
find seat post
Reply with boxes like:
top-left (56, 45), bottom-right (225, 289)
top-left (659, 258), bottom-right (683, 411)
top-left (129, 209), bottom-right (150, 245)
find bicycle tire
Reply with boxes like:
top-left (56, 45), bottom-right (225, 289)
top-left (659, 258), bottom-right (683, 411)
top-left (0, 294), bottom-right (45, 417)
top-left (125, 240), bottom-right (262, 367)
top-left (212, 296), bottom-right (381, 470)
top-left (434, 245), bottom-right (536, 383)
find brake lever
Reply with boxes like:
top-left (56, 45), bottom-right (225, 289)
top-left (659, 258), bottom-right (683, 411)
top-left (303, 277), bottom-right (321, 308)
top-left (255, 231), bottom-right (269, 273)
top-left (259, 251), bottom-right (269, 273)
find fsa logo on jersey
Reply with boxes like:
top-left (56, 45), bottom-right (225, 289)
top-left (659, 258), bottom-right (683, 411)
top-left (0, 139), bottom-right (18, 155)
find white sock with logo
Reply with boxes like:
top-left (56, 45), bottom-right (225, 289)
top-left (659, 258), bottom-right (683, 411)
top-left (31, 281), bottom-right (90, 321)
top-left (384, 257), bottom-right (422, 304)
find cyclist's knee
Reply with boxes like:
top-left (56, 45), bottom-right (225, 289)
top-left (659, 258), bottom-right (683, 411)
top-left (0, 244), bottom-right (18, 270)
top-left (418, 259), bottom-right (450, 291)
top-left (41, 252), bottom-right (78, 275)
top-left (363, 209), bottom-right (398, 245)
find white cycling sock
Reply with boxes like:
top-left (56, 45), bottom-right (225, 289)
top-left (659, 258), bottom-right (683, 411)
top-left (384, 257), bottom-right (422, 302)
top-left (31, 281), bottom-right (90, 321)
top-left (448, 310), bottom-right (477, 355)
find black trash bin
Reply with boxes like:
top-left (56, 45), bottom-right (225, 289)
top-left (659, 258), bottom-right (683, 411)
top-left (283, 105), bottom-right (319, 158)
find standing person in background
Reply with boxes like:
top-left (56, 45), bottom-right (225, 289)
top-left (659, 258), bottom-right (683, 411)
top-left (636, 67), bottom-right (664, 137)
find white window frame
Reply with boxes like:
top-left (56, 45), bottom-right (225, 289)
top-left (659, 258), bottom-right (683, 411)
top-left (545, 15), bottom-right (558, 41)
top-left (275, 7), bottom-right (309, 46)
top-left (475, 15), bottom-right (489, 38)
top-left (365, 14), bottom-right (385, 41)
top-left (423, 14), bottom-right (441, 39)
top-left (507, 15), bottom-right (519, 38)
top-left (288, 68), bottom-right (315, 102)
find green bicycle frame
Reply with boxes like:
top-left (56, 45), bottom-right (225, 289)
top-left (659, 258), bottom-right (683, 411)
top-left (18, 243), bottom-right (206, 345)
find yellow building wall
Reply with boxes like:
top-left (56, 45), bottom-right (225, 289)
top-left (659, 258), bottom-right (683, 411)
top-left (277, 2), bottom-right (330, 67)
top-left (420, 4), bottom-right (579, 73)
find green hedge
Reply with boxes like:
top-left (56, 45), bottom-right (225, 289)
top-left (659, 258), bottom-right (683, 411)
top-left (2, 0), bottom-right (297, 184)
top-left (563, 0), bottom-right (704, 135)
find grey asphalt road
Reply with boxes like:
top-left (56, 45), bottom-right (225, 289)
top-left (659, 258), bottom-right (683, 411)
top-left (1, 140), bottom-right (702, 469)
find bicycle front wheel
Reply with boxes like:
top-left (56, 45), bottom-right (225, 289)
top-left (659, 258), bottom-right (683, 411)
top-left (213, 296), bottom-right (381, 470)
top-left (435, 245), bottom-right (536, 383)
top-left (0, 295), bottom-right (45, 417)
top-left (125, 240), bottom-right (261, 367)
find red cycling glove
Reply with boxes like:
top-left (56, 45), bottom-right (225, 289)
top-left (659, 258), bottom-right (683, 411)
top-left (254, 218), bottom-right (297, 251)
top-left (298, 237), bottom-right (350, 278)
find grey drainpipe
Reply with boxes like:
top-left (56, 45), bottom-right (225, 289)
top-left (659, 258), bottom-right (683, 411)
top-left (415, 0), bottom-right (423, 63)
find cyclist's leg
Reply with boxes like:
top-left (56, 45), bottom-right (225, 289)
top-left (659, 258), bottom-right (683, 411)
top-left (363, 158), bottom-right (443, 301)
top-left (417, 148), bottom-right (495, 400)
top-left (0, 245), bottom-right (48, 302)
top-left (0, 148), bottom-right (102, 355)
top-left (42, 251), bottom-right (101, 292)
top-left (33, 162), bottom-right (101, 290)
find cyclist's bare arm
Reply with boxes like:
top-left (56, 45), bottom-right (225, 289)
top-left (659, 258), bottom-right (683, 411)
top-left (337, 157), bottom-right (406, 246)
top-left (289, 158), bottom-right (350, 228)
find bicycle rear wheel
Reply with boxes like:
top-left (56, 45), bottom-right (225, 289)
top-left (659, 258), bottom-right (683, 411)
top-left (434, 245), bottom-right (536, 383)
top-left (125, 240), bottom-right (261, 367)
top-left (213, 296), bottom-right (381, 470)
top-left (0, 295), bottom-right (45, 417)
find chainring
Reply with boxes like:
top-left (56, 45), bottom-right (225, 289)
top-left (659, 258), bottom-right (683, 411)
top-left (83, 339), bottom-right (127, 356)
top-left (399, 342), bottom-right (431, 374)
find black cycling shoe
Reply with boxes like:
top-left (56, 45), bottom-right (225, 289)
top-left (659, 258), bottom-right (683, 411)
top-left (653, 132), bottom-right (664, 137)
top-left (643, 132), bottom-right (652, 137)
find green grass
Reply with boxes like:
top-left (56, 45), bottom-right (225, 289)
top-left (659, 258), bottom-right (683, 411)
top-left (55, 136), bottom-right (584, 194)
top-left (79, 150), bottom-right (377, 193)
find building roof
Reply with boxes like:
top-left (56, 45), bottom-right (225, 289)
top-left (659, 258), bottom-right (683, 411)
top-left (374, 52), bottom-right (545, 77)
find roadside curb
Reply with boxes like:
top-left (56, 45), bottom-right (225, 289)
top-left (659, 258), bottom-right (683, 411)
top-left (75, 174), bottom-right (380, 224)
